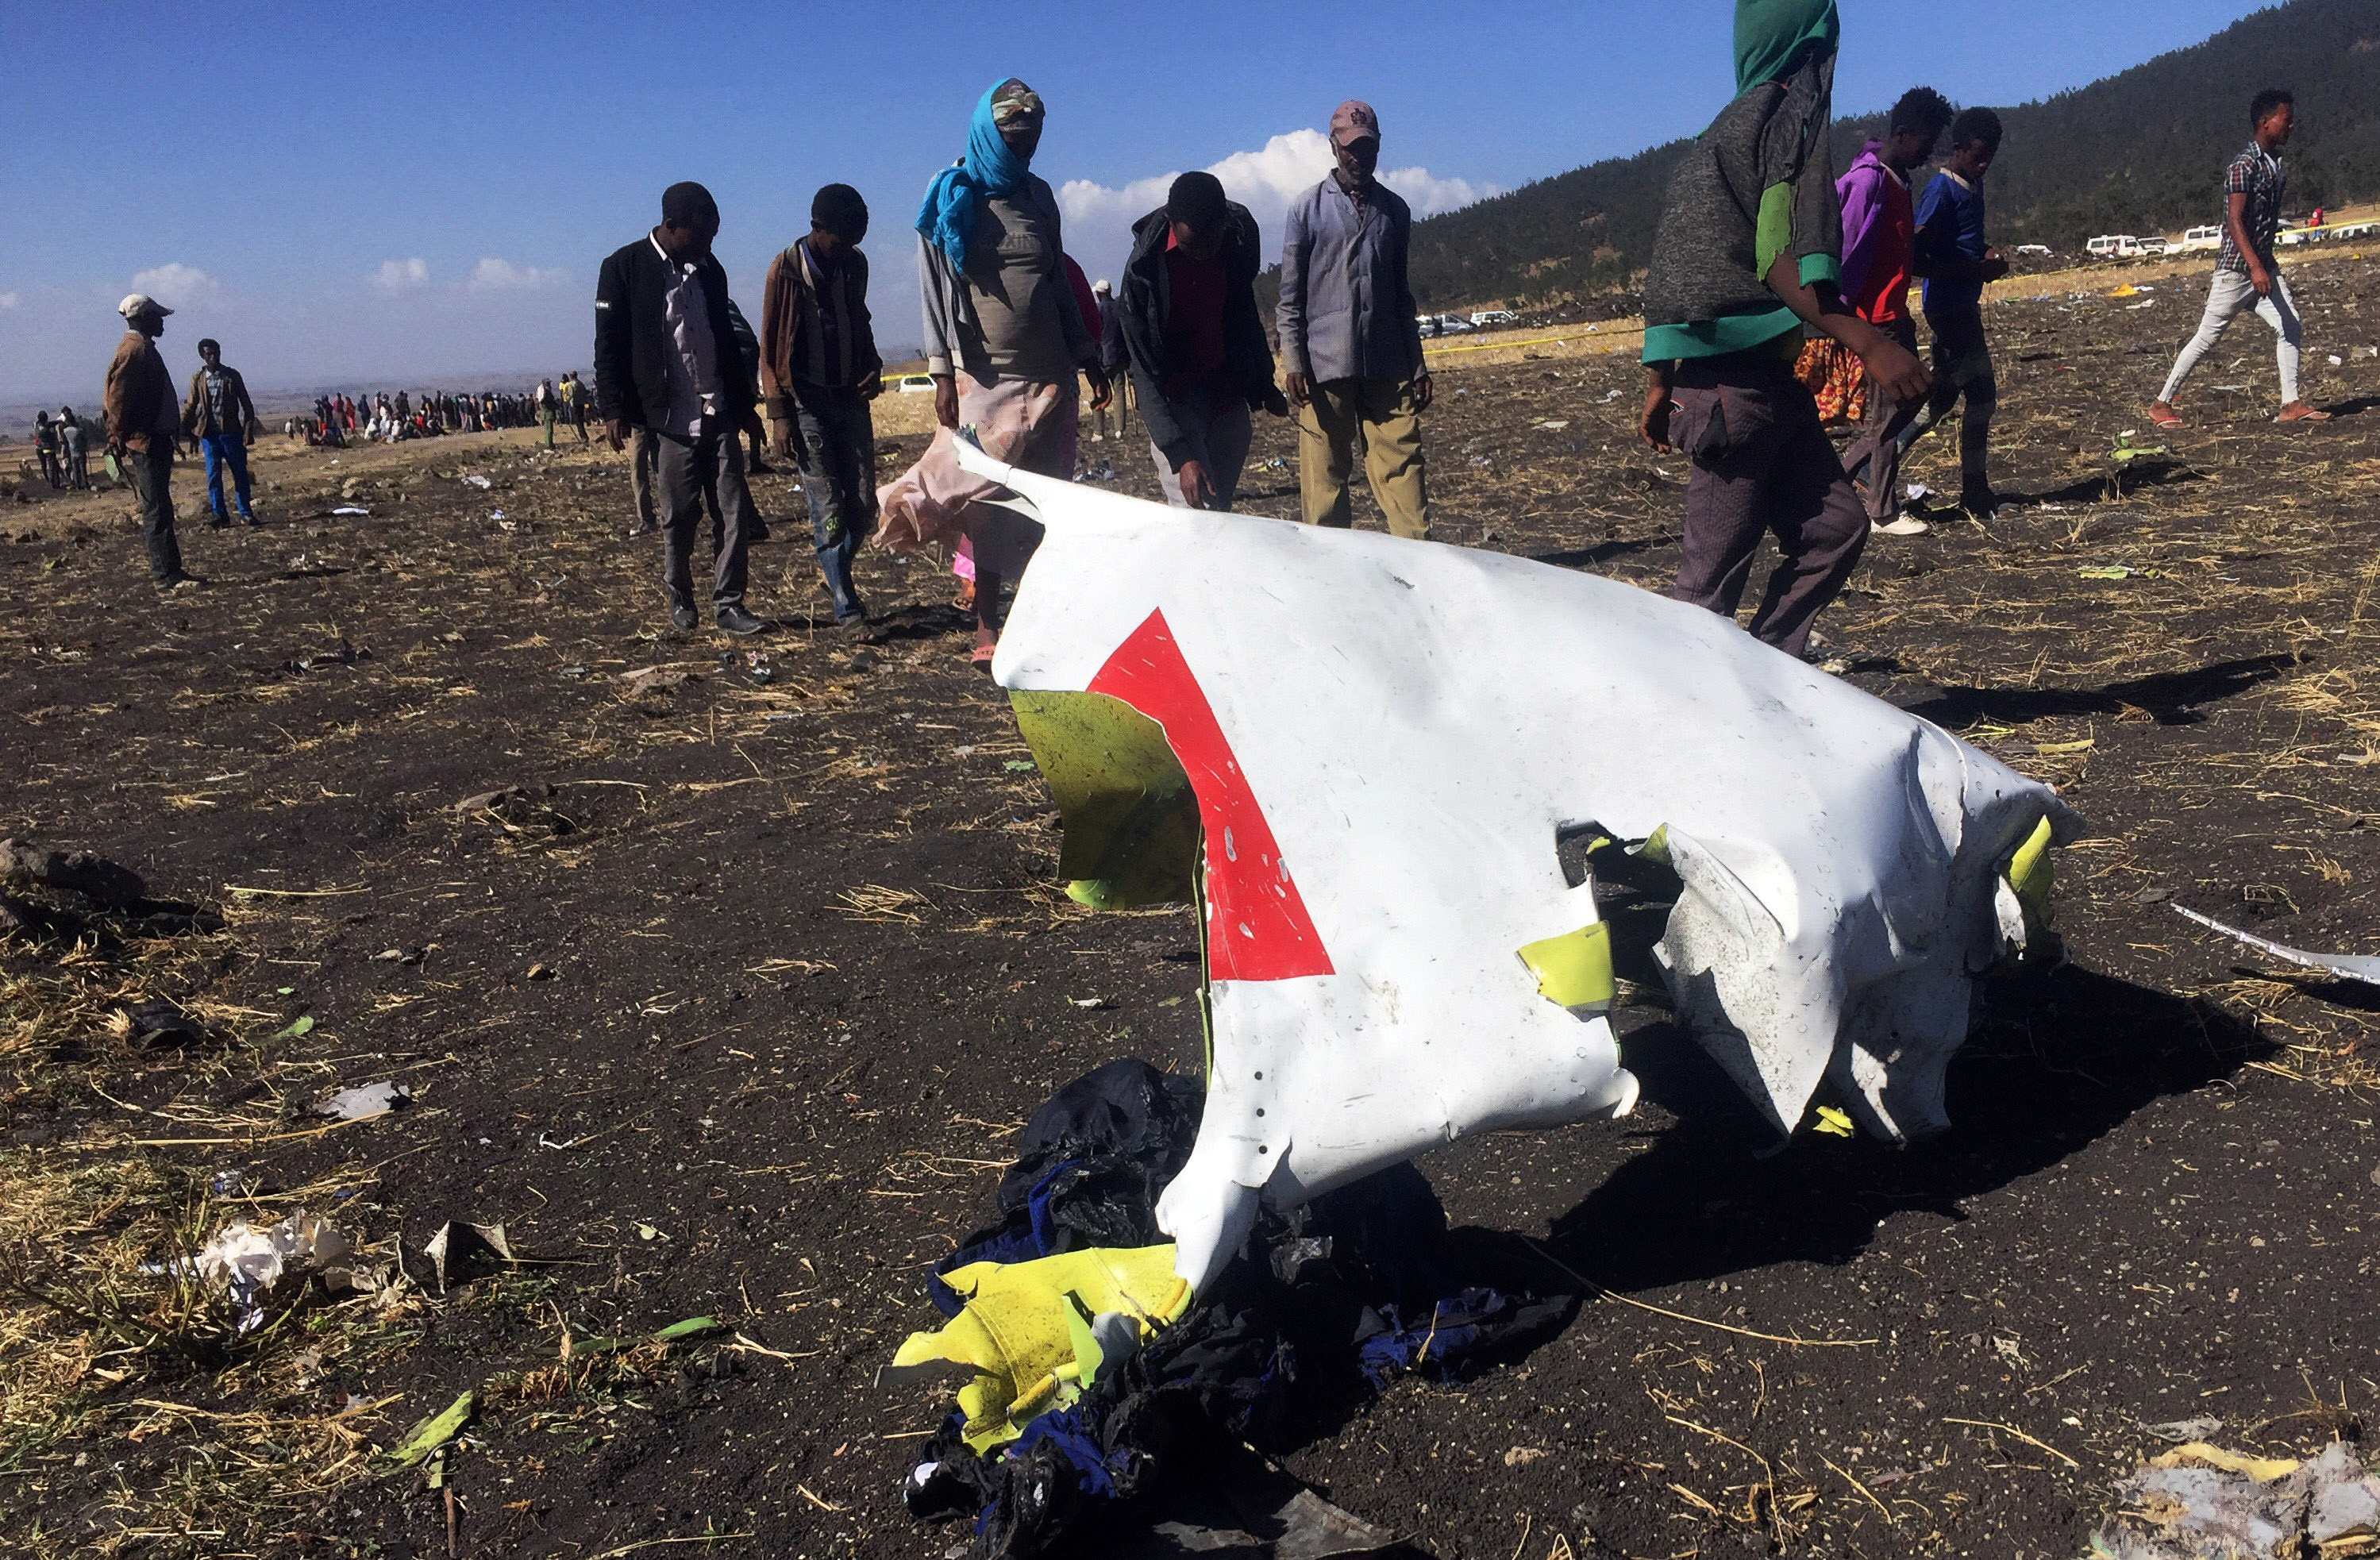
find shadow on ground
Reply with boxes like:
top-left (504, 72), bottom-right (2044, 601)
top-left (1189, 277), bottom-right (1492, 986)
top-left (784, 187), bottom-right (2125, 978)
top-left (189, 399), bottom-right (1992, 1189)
top-left (1529, 958), bottom-right (2264, 1293)
top-left (1901, 651), bottom-right (2299, 727)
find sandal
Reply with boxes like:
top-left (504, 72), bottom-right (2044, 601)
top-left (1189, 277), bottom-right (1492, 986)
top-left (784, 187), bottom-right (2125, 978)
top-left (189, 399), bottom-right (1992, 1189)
top-left (970, 641), bottom-right (996, 672)
top-left (2276, 402), bottom-right (2332, 423)
top-left (2146, 402), bottom-right (2184, 429)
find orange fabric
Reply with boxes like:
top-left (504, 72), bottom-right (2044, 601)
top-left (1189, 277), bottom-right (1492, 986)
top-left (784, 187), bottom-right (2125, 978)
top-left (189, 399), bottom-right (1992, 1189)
top-left (1795, 337), bottom-right (1866, 426)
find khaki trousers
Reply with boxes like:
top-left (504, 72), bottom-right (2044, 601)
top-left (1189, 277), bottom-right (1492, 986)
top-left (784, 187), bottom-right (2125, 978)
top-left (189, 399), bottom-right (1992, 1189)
top-left (1296, 376), bottom-right (1429, 539)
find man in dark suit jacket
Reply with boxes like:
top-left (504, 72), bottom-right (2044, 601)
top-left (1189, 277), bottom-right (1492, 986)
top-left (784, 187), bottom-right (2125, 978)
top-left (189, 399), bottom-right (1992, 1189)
top-left (595, 181), bottom-right (767, 635)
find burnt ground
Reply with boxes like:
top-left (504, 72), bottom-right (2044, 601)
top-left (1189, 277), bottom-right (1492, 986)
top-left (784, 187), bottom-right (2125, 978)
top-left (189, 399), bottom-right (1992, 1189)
top-left (2, 253), bottom-right (2378, 1560)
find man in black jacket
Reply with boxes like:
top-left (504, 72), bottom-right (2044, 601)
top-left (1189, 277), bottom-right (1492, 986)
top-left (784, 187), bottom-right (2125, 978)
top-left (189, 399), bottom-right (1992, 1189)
top-left (1116, 171), bottom-right (1287, 510)
top-left (595, 181), bottom-right (767, 634)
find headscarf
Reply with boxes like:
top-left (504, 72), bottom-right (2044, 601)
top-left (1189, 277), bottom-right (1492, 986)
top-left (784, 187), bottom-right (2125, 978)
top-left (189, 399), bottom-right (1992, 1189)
top-left (915, 78), bottom-right (1038, 269)
top-left (1732, 0), bottom-right (1838, 94)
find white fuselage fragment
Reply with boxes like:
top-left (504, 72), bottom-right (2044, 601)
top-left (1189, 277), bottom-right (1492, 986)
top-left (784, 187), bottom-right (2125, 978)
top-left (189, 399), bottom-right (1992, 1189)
top-left (960, 441), bottom-right (2081, 1293)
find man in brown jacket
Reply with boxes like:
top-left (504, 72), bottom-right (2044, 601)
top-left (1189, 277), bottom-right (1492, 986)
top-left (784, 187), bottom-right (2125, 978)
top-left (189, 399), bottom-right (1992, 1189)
top-left (761, 183), bottom-right (882, 630)
top-left (183, 337), bottom-right (261, 526)
top-left (105, 293), bottom-right (200, 588)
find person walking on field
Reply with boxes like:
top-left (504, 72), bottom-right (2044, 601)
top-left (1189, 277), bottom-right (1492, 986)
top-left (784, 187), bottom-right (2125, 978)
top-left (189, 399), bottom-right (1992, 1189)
top-left (762, 182), bottom-right (885, 632)
top-left (1118, 170), bottom-right (1289, 510)
top-left (182, 337), bottom-right (262, 526)
top-left (595, 180), bottom-right (768, 636)
top-left (1835, 87), bottom-right (1954, 538)
top-left (534, 379), bottom-right (558, 448)
top-left (1637, 0), bottom-right (1928, 660)
top-left (104, 293), bottom-right (202, 590)
top-left (2151, 90), bottom-right (2330, 427)
top-left (1904, 106), bottom-right (2010, 521)
top-left (1277, 99), bottom-right (1432, 539)
top-left (879, 77), bottom-right (1111, 668)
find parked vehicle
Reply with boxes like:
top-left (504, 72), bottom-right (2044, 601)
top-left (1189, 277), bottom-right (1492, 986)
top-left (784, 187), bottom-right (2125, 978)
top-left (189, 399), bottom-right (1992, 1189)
top-left (2087, 234), bottom-right (2139, 260)
top-left (2135, 235), bottom-right (2170, 258)
top-left (2329, 220), bottom-right (2378, 241)
top-left (2278, 227), bottom-right (2316, 247)
top-left (1469, 310), bottom-right (1518, 329)
top-left (2014, 244), bottom-right (2052, 257)
top-left (2180, 225), bottom-right (2223, 253)
top-left (895, 374), bottom-right (934, 394)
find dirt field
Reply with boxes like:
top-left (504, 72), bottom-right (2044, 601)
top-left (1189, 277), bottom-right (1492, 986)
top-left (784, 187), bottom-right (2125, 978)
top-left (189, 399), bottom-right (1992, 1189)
top-left (3, 255), bottom-right (2378, 1560)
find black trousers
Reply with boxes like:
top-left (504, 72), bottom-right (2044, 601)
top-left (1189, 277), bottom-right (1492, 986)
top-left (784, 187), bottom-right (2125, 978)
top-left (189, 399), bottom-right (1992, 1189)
top-left (653, 426), bottom-right (757, 611)
top-left (129, 445), bottom-right (184, 582)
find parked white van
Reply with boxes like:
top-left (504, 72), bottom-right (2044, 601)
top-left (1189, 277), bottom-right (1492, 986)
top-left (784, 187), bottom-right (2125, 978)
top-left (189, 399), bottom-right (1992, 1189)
top-left (2180, 225), bottom-right (2223, 253)
top-left (2086, 235), bottom-right (2138, 260)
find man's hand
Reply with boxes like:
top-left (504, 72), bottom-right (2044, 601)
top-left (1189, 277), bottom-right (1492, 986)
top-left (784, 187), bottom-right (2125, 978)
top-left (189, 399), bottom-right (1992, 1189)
top-left (1084, 365), bottom-right (1111, 411)
top-left (603, 418), bottom-right (628, 453)
top-left (1412, 373), bottom-right (1435, 412)
top-left (1285, 370), bottom-right (1311, 408)
top-left (768, 417), bottom-right (794, 461)
top-left (1860, 334), bottom-right (1931, 406)
top-left (932, 375), bottom-right (960, 431)
top-left (1177, 458), bottom-right (1214, 510)
top-left (2248, 262), bottom-right (2275, 296)
top-left (1639, 378), bottom-right (1675, 453)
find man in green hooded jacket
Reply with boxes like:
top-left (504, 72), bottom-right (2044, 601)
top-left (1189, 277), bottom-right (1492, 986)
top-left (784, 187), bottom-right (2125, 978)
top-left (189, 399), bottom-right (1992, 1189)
top-left (1635, 0), bottom-right (1929, 660)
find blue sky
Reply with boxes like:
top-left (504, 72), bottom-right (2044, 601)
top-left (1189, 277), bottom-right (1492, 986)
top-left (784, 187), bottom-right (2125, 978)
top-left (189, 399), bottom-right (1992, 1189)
top-left (0, 0), bottom-right (2274, 402)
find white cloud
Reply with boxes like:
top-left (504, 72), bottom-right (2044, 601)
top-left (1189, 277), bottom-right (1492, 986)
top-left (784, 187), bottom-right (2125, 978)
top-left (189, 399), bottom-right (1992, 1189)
top-left (372, 257), bottom-right (430, 291)
top-left (0, 291), bottom-right (17, 310)
top-left (1054, 129), bottom-right (1496, 288)
top-left (130, 263), bottom-right (221, 309)
top-left (468, 257), bottom-right (565, 292)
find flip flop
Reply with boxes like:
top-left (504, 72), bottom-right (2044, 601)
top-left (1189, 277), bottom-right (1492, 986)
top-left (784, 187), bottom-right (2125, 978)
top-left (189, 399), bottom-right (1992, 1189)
top-left (2276, 403), bottom-right (2332, 423)
top-left (2146, 404), bottom-right (2185, 429)
top-left (970, 641), bottom-right (996, 672)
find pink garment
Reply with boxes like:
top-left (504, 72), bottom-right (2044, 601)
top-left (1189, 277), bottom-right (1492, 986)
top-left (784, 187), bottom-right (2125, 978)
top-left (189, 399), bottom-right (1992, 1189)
top-left (876, 372), bottom-right (1080, 580)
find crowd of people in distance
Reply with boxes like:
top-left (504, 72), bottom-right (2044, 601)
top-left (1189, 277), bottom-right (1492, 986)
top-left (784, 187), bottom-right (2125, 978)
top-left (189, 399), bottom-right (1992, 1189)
top-left (94, 0), bottom-right (2346, 690)
top-left (291, 385), bottom-right (554, 448)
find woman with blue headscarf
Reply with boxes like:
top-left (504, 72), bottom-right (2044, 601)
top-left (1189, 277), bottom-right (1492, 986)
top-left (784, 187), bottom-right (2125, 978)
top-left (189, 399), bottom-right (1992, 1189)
top-left (882, 78), bottom-right (1110, 665)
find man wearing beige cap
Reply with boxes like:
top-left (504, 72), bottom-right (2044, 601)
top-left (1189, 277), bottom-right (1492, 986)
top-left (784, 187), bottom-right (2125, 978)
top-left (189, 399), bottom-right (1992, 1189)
top-left (1277, 99), bottom-right (1431, 539)
top-left (104, 293), bottom-right (201, 589)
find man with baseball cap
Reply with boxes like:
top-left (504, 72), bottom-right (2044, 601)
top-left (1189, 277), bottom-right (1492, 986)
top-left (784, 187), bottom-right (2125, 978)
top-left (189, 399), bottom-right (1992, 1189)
top-left (104, 294), bottom-right (201, 589)
top-left (1277, 99), bottom-right (1432, 539)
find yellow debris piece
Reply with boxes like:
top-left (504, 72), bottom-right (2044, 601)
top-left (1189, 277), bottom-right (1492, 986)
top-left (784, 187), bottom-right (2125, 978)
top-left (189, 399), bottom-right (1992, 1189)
top-left (2005, 815), bottom-right (2057, 932)
top-left (1812, 1105), bottom-right (1855, 1137)
top-left (884, 1246), bottom-right (1191, 1451)
top-left (1516, 922), bottom-right (1616, 1015)
top-left (2152, 1443), bottom-right (2301, 1483)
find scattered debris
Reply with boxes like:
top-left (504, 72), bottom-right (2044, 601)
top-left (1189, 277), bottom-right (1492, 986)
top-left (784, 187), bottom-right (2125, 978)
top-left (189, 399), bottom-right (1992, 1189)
top-left (314, 1080), bottom-right (411, 1121)
top-left (192, 1212), bottom-right (352, 1334)
top-left (460, 474), bottom-right (492, 489)
top-left (2171, 903), bottom-right (2380, 985)
top-left (2097, 1439), bottom-right (2380, 1558)
top-left (106, 1000), bottom-right (210, 1048)
top-left (331, 505), bottom-right (369, 516)
top-left (421, 1221), bottom-right (513, 1293)
top-left (2, 838), bottom-right (148, 909)
top-left (618, 663), bottom-right (702, 695)
top-left (383, 1389), bottom-right (476, 1471)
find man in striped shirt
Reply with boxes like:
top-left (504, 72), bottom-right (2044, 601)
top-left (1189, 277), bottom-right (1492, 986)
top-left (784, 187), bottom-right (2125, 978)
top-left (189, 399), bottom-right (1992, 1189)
top-left (2151, 90), bottom-right (2330, 426)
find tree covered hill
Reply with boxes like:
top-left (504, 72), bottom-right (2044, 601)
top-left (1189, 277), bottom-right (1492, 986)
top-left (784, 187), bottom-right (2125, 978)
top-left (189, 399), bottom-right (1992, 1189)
top-left (1408, 0), bottom-right (2380, 311)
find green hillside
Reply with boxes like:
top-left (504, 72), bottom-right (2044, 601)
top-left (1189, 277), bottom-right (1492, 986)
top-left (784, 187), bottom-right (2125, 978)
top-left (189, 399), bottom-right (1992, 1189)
top-left (1408, 0), bottom-right (2380, 311)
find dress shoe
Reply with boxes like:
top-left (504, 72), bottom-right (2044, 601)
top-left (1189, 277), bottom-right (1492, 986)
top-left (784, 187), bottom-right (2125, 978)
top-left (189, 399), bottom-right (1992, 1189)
top-left (668, 599), bottom-right (699, 632)
top-left (715, 604), bottom-right (766, 636)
